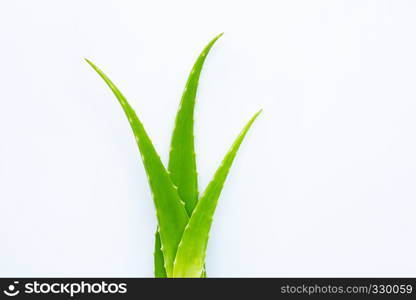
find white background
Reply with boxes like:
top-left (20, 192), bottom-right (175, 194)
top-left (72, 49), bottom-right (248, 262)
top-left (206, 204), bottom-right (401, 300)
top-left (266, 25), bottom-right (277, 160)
top-left (1, 0), bottom-right (415, 277)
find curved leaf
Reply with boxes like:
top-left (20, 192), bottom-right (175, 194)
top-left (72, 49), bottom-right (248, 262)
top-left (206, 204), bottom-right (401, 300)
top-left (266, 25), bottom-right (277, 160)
top-left (86, 59), bottom-right (189, 277)
top-left (169, 32), bottom-right (223, 214)
top-left (154, 33), bottom-right (223, 277)
top-left (173, 110), bottom-right (262, 277)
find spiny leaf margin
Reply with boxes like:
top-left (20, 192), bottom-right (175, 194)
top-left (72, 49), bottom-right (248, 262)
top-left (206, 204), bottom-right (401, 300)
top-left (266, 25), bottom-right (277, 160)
top-left (154, 33), bottom-right (223, 277)
top-left (86, 59), bottom-right (189, 277)
top-left (169, 32), bottom-right (223, 214)
top-left (173, 110), bottom-right (262, 277)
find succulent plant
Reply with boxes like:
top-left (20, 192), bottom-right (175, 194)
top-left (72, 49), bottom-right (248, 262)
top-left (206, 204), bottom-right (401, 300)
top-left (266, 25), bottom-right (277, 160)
top-left (86, 34), bottom-right (261, 278)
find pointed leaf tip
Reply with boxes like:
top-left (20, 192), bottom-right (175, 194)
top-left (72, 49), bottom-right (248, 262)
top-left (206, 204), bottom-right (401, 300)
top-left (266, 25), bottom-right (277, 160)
top-left (167, 33), bottom-right (224, 215)
top-left (87, 60), bottom-right (189, 277)
top-left (172, 110), bottom-right (261, 277)
top-left (214, 32), bottom-right (224, 40)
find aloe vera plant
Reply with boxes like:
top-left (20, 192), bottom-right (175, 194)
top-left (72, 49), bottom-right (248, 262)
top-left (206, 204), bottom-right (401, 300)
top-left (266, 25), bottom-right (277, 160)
top-left (86, 34), bottom-right (261, 278)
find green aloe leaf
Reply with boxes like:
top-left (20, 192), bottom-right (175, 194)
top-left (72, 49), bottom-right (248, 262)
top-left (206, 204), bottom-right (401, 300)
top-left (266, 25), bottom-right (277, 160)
top-left (173, 110), bottom-right (262, 277)
top-left (169, 32), bottom-right (223, 214)
top-left (153, 228), bottom-right (167, 277)
top-left (86, 59), bottom-right (189, 277)
top-left (154, 33), bottom-right (223, 277)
